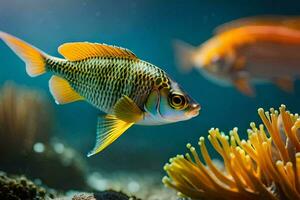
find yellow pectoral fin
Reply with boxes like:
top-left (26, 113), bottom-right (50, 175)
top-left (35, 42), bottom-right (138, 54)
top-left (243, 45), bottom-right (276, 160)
top-left (87, 96), bottom-right (143, 157)
top-left (114, 95), bottom-right (143, 122)
top-left (232, 56), bottom-right (246, 71)
top-left (49, 75), bottom-right (84, 104)
top-left (87, 115), bottom-right (134, 157)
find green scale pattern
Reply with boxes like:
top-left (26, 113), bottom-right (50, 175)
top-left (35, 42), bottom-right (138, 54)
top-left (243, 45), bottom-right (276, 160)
top-left (45, 56), bottom-right (169, 113)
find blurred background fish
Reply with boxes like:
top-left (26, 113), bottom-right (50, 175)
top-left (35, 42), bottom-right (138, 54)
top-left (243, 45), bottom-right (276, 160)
top-left (175, 16), bottom-right (300, 96)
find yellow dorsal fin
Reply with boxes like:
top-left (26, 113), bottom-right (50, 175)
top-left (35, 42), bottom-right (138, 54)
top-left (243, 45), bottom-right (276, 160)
top-left (49, 75), bottom-right (84, 104)
top-left (87, 115), bottom-right (134, 157)
top-left (58, 42), bottom-right (138, 61)
top-left (215, 15), bottom-right (300, 35)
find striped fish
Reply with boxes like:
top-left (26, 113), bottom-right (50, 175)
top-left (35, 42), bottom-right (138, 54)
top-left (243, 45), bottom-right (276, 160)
top-left (0, 32), bottom-right (200, 156)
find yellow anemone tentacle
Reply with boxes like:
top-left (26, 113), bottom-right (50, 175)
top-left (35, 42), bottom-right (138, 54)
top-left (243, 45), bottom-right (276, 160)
top-left (163, 105), bottom-right (300, 200)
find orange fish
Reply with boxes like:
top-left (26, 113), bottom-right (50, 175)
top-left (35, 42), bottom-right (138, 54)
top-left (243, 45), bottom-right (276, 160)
top-left (174, 16), bottom-right (300, 96)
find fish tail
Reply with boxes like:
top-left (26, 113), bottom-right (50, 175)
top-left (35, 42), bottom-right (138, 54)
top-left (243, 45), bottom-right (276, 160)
top-left (173, 39), bottom-right (196, 73)
top-left (0, 31), bottom-right (48, 77)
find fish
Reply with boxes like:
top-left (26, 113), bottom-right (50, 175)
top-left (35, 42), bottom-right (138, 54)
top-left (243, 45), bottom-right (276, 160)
top-left (174, 16), bottom-right (300, 96)
top-left (0, 31), bottom-right (200, 156)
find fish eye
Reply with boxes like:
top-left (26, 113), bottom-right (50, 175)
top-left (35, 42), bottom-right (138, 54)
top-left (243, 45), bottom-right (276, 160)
top-left (211, 55), bottom-right (220, 64)
top-left (169, 93), bottom-right (187, 110)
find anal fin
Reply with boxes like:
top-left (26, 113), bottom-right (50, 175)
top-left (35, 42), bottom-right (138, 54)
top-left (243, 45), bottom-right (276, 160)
top-left (87, 115), bottom-right (134, 157)
top-left (274, 77), bottom-right (294, 93)
top-left (232, 74), bottom-right (255, 96)
top-left (49, 75), bottom-right (84, 104)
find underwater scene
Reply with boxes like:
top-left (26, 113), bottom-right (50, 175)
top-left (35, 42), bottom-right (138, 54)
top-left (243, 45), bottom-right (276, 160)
top-left (1, 0), bottom-right (300, 199)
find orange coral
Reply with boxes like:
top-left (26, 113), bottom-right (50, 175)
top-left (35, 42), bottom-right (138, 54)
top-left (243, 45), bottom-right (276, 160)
top-left (163, 105), bottom-right (300, 200)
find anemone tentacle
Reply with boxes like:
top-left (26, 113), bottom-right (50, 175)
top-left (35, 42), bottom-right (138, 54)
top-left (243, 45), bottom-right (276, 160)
top-left (163, 105), bottom-right (300, 200)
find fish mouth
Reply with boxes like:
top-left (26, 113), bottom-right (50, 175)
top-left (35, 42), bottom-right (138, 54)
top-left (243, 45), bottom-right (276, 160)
top-left (186, 103), bottom-right (201, 117)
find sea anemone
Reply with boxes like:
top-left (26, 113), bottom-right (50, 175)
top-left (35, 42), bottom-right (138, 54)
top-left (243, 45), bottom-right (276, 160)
top-left (163, 105), bottom-right (300, 200)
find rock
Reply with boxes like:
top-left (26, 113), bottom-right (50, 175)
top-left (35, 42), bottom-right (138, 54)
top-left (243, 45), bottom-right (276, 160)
top-left (71, 190), bottom-right (139, 200)
top-left (94, 190), bottom-right (139, 200)
top-left (0, 171), bottom-right (55, 200)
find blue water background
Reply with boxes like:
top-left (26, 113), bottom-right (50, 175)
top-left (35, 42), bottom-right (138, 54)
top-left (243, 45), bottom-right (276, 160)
top-left (0, 0), bottom-right (300, 172)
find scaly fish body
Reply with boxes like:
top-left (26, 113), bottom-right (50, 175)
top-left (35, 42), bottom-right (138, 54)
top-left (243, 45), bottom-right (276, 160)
top-left (46, 57), bottom-right (166, 114)
top-left (175, 16), bottom-right (300, 96)
top-left (0, 32), bottom-right (200, 156)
